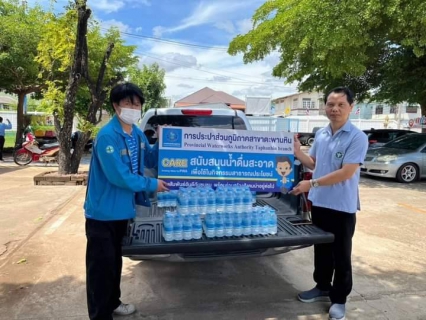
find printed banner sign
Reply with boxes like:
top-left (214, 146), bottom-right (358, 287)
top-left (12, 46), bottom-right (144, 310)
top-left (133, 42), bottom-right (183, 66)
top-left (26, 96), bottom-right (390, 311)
top-left (158, 127), bottom-right (295, 192)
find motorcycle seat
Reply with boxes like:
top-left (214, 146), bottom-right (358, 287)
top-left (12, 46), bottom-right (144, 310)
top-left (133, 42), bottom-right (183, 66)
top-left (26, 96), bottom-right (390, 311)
top-left (40, 142), bottom-right (60, 150)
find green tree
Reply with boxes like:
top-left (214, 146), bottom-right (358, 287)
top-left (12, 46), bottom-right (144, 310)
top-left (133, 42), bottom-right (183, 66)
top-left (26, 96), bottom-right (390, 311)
top-left (36, 1), bottom-right (137, 174)
top-left (0, 0), bottom-right (49, 143)
top-left (128, 63), bottom-right (167, 112)
top-left (228, 0), bottom-right (426, 118)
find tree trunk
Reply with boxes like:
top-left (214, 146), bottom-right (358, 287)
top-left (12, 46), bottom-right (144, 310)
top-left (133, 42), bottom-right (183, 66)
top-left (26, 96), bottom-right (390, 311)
top-left (14, 91), bottom-right (26, 147)
top-left (57, 1), bottom-right (91, 175)
top-left (64, 41), bottom-right (114, 173)
top-left (421, 104), bottom-right (426, 133)
top-left (70, 131), bottom-right (91, 173)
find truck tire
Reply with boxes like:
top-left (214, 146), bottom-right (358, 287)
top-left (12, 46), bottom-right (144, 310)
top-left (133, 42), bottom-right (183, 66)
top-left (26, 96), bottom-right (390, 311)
top-left (396, 163), bottom-right (418, 183)
top-left (307, 137), bottom-right (315, 146)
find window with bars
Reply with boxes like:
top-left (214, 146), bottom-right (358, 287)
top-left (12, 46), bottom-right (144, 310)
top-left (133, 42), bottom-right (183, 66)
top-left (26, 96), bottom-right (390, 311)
top-left (292, 98), bottom-right (298, 108)
top-left (302, 98), bottom-right (311, 109)
top-left (375, 105), bottom-right (383, 114)
top-left (390, 106), bottom-right (397, 114)
top-left (406, 106), bottom-right (418, 113)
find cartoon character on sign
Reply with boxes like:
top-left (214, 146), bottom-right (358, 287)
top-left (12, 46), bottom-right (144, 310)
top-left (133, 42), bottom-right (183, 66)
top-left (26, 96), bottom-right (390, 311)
top-left (275, 156), bottom-right (294, 193)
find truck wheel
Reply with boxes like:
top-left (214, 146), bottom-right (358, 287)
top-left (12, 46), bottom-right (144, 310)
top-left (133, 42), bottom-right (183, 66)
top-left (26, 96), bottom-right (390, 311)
top-left (396, 163), bottom-right (418, 183)
top-left (307, 137), bottom-right (315, 146)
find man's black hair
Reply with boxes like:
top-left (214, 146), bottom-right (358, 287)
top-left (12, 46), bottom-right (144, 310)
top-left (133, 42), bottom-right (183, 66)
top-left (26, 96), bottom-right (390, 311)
top-left (276, 156), bottom-right (292, 165)
top-left (324, 87), bottom-right (354, 105)
top-left (0, 117), bottom-right (3, 122)
top-left (110, 82), bottom-right (145, 113)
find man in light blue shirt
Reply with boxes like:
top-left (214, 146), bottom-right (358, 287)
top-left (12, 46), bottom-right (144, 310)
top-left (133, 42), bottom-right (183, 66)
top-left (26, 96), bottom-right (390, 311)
top-left (290, 87), bottom-right (368, 320)
top-left (0, 117), bottom-right (12, 161)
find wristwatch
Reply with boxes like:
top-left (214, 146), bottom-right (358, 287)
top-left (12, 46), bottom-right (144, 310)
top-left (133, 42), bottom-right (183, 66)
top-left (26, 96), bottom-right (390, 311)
top-left (310, 179), bottom-right (319, 188)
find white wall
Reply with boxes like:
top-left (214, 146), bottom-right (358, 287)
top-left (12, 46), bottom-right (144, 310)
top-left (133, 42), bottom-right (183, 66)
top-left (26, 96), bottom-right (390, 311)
top-left (0, 111), bottom-right (18, 130)
top-left (247, 115), bottom-right (422, 133)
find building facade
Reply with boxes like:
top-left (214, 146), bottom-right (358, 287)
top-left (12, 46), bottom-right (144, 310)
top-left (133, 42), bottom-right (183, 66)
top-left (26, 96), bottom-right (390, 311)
top-left (272, 92), bottom-right (325, 116)
top-left (272, 92), bottom-right (422, 121)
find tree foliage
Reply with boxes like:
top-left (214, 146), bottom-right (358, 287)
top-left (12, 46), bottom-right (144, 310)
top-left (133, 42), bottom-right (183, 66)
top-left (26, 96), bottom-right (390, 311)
top-left (36, 1), bottom-right (138, 174)
top-left (228, 0), bottom-right (426, 113)
top-left (127, 63), bottom-right (167, 112)
top-left (0, 0), bottom-right (49, 142)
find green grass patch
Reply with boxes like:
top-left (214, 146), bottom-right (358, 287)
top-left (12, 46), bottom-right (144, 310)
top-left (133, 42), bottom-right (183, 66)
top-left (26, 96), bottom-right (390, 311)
top-left (4, 131), bottom-right (16, 148)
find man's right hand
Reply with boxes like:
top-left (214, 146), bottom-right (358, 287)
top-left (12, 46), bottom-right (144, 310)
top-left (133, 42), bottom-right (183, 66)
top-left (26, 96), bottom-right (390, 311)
top-left (157, 179), bottom-right (169, 192)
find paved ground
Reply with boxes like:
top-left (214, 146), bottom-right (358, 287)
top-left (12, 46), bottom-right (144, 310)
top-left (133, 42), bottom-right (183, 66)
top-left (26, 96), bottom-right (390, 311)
top-left (0, 158), bottom-right (425, 320)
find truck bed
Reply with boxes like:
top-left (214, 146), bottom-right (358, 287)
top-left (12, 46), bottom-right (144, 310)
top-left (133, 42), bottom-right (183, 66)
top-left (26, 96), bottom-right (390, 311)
top-left (122, 196), bottom-right (334, 258)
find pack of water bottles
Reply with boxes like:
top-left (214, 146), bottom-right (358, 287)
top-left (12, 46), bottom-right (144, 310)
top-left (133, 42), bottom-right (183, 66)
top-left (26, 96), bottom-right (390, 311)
top-left (161, 186), bottom-right (277, 241)
top-left (203, 206), bottom-right (278, 238)
top-left (157, 190), bottom-right (179, 208)
top-left (162, 211), bottom-right (203, 241)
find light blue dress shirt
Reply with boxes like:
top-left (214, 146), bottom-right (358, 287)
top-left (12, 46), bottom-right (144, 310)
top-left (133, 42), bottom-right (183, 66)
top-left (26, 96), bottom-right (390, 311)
top-left (308, 120), bottom-right (368, 214)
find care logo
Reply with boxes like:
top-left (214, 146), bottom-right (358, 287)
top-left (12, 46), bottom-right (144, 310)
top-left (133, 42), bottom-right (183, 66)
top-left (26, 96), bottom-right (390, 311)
top-left (162, 128), bottom-right (182, 148)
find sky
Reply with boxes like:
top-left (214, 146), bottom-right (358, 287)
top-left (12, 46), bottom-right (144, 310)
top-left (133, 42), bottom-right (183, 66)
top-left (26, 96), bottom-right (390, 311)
top-left (29, 0), bottom-right (298, 103)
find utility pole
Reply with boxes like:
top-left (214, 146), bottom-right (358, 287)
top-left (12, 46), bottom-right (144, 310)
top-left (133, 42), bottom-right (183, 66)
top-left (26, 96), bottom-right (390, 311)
top-left (397, 103), bottom-right (402, 129)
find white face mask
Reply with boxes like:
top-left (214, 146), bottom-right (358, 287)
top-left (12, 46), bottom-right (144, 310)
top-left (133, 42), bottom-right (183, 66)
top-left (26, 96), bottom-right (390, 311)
top-left (118, 107), bottom-right (140, 125)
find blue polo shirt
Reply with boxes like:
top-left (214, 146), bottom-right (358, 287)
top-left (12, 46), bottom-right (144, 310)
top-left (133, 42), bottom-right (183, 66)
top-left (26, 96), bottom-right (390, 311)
top-left (0, 120), bottom-right (12, 136)
top-left (308, 120), bottom-right (368, 213)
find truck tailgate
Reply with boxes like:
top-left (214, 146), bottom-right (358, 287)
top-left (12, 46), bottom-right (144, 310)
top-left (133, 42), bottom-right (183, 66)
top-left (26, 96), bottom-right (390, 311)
top-left (122, 197), bottom-right (334, 256)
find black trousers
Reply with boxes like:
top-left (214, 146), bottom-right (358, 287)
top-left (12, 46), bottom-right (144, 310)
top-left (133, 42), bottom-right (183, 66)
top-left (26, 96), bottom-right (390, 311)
top-left (86, 218), bottom-right (128, 320)
top-left (311, 206), bottom-right (356, 304)
top-left (0, 135), bottom-right (5, 160)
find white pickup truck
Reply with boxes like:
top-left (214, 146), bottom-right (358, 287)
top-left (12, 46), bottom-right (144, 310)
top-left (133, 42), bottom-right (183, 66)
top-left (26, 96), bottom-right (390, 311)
top-left (121, 105), bottom-right (333, 262)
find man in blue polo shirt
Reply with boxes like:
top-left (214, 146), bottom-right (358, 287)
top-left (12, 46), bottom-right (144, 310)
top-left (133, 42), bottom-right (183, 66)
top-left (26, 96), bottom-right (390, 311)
top-left (290, 87), bottom-right (368, 320)
top-left (0, 117), bottom-right (12, 161)
top-left (84, 83), bottom-right (169, 320)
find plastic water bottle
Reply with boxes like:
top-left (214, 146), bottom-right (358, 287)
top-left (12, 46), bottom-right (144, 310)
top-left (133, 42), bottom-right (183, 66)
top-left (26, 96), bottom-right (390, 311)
top-left (183, 215), bottom-right (193, 240)
top-left (242, 189), bottom-right (252, 213)
top-left (269, 209), bottom-right (278, 235)
top-left (205, 212), bottom-right (216, 238)
top-left (192, 214), bottom-right (203, 240)
top-left (188, 191), bottom-right (198, 214)
top-left (163, 211), bottom-right (174, 241)
top-left (216, 190), bottom-right (225, 213)
top-left (178, 191), bottom-right (189, 215)
top-left (165, 191), bottom-right (173, 207)
top-left (157, 192), bottom-right (164, 208)
top-left (225, 191), bottom-right (234, 213)
top-left (251, 191), bottom-right (257, 204)
top-left (242, 211), bottom-right (252, 235)
top-left (234, 189), bottom-right (243, 213)
top-left (173, 214), bottom-right (183, 241)
top-left (171, 190), bottom-right (178, 207)
top-left (224, 213), bottom-right (233, 237)
top-left (260, 209), bottom-right (269, 235)
top-left (233, 212), bottom-right (243, 237)
top-left (251, 208), bottom-right (260, 235)
top-left (215, 213), bottom-right (224, 237)
top-left (207, 190), bottom-right (216, 214)
top-left (198, 191), bottom-right (207, 215)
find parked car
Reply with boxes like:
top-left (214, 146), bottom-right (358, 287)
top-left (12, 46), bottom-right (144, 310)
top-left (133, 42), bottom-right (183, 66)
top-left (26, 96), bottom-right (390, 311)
top-left (363, 129), bottom-right (415, 148)
top-left (297, 127), bottom-right (322, 146)
top-left (120, 106), bottom-right (334, 262)
top-left (361, 133), bottom-right (426, 183)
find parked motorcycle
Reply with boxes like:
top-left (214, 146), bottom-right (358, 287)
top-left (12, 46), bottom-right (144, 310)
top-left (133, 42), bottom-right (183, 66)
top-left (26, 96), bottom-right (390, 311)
top-left (14, 132), bottom-right (60, 166)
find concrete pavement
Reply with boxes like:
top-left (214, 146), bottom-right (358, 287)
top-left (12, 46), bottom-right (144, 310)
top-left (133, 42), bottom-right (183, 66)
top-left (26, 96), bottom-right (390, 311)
top-left (0, 160), bottom-right (425, 320)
